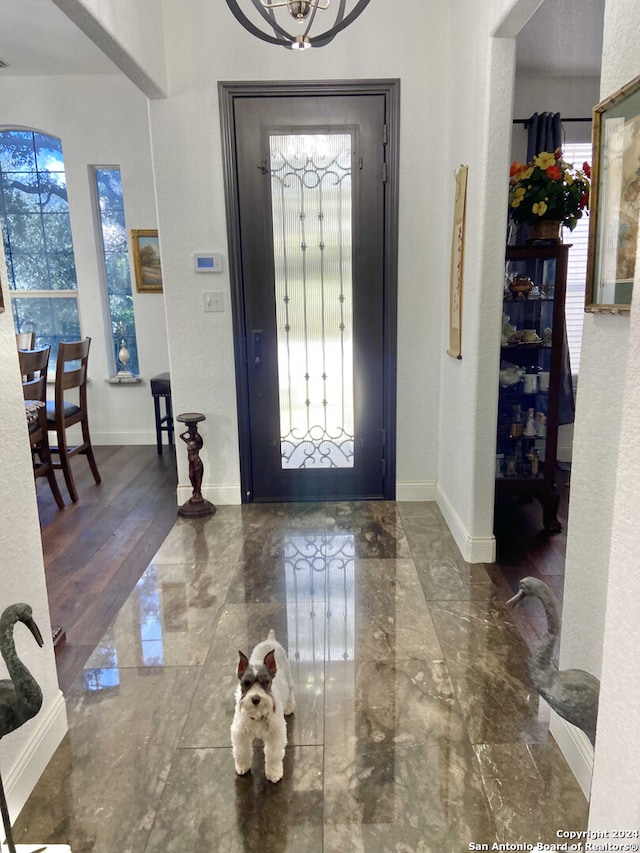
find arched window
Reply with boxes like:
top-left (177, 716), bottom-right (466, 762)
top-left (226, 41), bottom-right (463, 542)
top-left (0, 130), bottom-right (80, 364)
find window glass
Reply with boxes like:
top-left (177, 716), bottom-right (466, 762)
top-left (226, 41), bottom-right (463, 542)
top-left (562, 141), bottom-right (592, 379)
top-left (94, 168), bottom-right (139, 376)
top-left (0, 130), bottom-right (80, 364)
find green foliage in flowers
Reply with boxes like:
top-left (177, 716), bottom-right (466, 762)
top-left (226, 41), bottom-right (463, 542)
top-left (509, 149), bottom-right (591, 231)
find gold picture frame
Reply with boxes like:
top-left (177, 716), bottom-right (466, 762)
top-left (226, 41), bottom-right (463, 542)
top-left (586, 73), bottom-right (640, 313)
top-left (131, 229), bottom-right (163, 294)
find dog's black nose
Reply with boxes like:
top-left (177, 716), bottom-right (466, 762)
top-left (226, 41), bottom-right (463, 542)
top-left (251, 695), bottom-right (261, 706)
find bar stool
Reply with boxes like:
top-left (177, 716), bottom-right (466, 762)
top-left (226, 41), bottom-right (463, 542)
top-left (150, 372), bottom-right (174, 455)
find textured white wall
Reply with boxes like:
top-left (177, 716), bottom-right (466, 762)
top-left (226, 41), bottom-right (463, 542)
top-left (559, 0), bottom-right (637, 690)
top-left (434, 0), bottom-right (517, 559)
top-left (0, 74), bottom-right (170, 445)
top-left (589, 243), bottom-right (640, 825)
top-left (585, 0), bottom-right (640, 825)
top-left (0, 240), bottom-right (67, 818)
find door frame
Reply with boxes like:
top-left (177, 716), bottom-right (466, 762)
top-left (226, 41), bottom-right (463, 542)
top-left (219, 79), bottom-right (400, 502)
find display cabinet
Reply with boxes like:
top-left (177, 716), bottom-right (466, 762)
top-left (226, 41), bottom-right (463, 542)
top-left (495, 243), bottom-right (571, 533)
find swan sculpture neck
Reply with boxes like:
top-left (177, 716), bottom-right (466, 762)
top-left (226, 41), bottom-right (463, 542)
top-left (0, 604), bottom-right (44, 737)
top-left (528, 579), bottom-right (561, 681)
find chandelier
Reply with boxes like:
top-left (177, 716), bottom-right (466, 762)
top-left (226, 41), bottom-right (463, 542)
top-left (224, 0), bottom-right (372, 50)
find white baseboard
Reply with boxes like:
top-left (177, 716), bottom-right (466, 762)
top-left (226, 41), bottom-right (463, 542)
top-left (436, 484), bottom-right (496, 563)
top-left (549, 710), bottom-right (593, 800)
top-left (177, 483), bottom-right (242, 506)
top-left (395, 480), bottom-right (437, 502)
top-left (5, 691), bottom-right (68, 823)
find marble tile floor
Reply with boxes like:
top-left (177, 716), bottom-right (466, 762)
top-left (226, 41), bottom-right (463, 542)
top-left (14, 501), bottom-right (589, 852)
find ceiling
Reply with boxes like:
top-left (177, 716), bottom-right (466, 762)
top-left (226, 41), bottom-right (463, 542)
top-left (517, 0), bottom-right (604, 77)
top-left (0, 0), bottom-right (117, 76)
top-left (0, 0), bottom-right (604, 79)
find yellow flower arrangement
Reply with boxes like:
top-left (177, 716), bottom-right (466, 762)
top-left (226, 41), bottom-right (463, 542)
top-left (509, 149), bottom-right (591, 231)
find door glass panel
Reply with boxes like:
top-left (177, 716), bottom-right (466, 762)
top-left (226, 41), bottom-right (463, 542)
top-left (269, 132), bottom-right (354, 470)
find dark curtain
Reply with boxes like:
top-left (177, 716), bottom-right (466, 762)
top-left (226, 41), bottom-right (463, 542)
top-left (558, 327), bottom-right (575, 426)
top-left (526, 111), bottom-right (562, 161)
top-left (525, 112), bottom-right (575, 426)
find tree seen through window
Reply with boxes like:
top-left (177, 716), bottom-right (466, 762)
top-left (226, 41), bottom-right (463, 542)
top-left (0, 130), bottom-right (80, 364)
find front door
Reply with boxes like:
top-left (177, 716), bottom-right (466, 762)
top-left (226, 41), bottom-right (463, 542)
top-left (221, 83), bottom-right (398, 502)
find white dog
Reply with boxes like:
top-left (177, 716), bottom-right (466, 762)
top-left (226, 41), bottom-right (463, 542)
top-left (230, 629), bottom-right (295, 783)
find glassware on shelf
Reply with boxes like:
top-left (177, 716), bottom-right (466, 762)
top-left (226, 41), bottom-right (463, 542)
top-left (510, 404), bottom-right (523, 438)
top-left (504, 272), bottom-right (512, 300)
top-left (508, 275), bottom-right (534, 300)
top-left (523, 369), bottom-right (538, 394)
top-left (538, 371), bottom-right (550, 392)
top-left (526, 448), bottom-right (540, 476)
top-left (541, 260), bottom-right (556, 298)
top-left (523, 408), bottom-right (537, 436)
top-left (514, 440), bottom-right (523, 469)
top-left (496, 243), bottom-right (569, 532)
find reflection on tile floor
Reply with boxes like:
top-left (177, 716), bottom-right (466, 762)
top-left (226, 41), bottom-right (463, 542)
top-left (14, 502), bottom-right (588, 852)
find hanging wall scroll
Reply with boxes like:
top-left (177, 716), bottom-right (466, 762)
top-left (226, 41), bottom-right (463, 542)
top-left (448, 164), bottom-right (468, 358)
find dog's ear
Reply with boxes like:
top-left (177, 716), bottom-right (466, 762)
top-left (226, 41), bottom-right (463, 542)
top-left (237, 651), bottom-right (250, 678)
top-left (263, 649), bottom-right (277, 678)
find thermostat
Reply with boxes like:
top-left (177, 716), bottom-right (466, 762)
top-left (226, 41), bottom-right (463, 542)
top-left (194, 253), bottom-right (223, 273)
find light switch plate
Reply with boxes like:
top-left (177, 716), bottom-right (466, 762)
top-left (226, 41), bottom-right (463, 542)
top-left (203, 291), bottom-right (224, 313)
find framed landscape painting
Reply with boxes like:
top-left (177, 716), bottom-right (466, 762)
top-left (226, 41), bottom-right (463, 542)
top-left (586, 73), bottom-right (640, 312)
top-left (132, 229), bottom-right (163, 294)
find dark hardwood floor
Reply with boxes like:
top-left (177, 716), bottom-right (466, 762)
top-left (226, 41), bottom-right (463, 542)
top-left (35, 443), bottom-right (568, 693)
top-left (36, 445), bottom-right (178, 693)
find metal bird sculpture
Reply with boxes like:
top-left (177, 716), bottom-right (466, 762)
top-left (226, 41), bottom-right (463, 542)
top-left (0, 603), bottom-right (44, 738)
top-left (508, 577), bottom-right (600, 747)
top-left (0, 603), bottom-right (44, 853)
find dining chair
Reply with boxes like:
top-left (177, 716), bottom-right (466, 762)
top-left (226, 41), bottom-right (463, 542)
top-left (46, 338), bottom-right (101, 503)
top-left (16, 331), bottom-right (35, 350)
top-left (19, 345), bottom-right (48, 403)
top-left (19, 346), bottom-right (65, 509)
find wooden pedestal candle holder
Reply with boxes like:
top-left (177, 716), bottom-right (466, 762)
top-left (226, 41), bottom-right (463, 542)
top-left (176, 413), bottom-right (216, 518)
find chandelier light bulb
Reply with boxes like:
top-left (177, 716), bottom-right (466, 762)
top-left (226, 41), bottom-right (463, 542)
top-left (291, 34), bottom-right (311, 48)
top-left (289, 1), bottom-right (313, 20)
